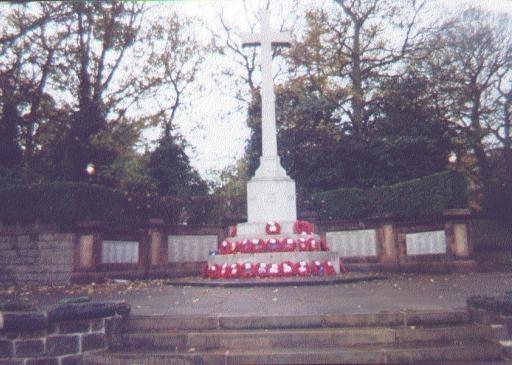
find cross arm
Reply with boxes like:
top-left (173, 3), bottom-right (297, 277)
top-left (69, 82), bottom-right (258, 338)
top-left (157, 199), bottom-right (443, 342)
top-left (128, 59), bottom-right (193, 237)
top-left (271, 31), bottom-right (292, 47)
top-left (240, 33), bottom-right (261, 48)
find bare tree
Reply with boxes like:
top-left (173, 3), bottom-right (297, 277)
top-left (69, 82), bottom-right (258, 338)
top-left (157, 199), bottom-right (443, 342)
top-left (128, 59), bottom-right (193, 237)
top-left (415, 8), bottom-right (512, 181)
top-left (288, 0), bottom-right (427, 139)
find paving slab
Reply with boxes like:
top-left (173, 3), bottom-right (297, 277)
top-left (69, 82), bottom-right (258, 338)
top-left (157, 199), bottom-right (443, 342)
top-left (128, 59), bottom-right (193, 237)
top-left (1, 272), bottom-right (511, 317)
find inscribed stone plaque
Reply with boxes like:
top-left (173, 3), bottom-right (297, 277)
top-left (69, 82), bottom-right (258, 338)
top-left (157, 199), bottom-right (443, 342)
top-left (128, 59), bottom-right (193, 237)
top-left (101, 240), bottom-right (139, 264)
top-left (168, 235), bottom-right (218, 263)
top-left (326, 229), bottom-right (377, 257)
top-left (406, 230), bottom-right (446, 255)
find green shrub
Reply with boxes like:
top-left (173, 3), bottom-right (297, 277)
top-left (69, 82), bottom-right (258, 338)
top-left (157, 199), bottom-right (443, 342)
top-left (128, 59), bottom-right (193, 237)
top-left (0, 183), bottom-right (185, 228)
top-left (313, 171), bottom-right (468, 220)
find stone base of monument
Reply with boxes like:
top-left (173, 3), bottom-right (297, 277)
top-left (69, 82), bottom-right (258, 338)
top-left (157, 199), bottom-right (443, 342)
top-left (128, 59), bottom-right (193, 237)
top-left (206, 225), bottom-right (341, 281)
top-left (236, 221), bottom-right (298, 236)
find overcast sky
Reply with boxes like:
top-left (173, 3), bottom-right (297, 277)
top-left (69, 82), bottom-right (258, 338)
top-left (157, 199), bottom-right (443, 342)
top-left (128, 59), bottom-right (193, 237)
top-left (146, 0), bottom-right (512, 182)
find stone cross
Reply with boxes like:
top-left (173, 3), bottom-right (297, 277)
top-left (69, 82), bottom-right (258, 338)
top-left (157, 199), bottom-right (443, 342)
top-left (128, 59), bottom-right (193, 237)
top-left (241, 9), bottom-right (292, 159)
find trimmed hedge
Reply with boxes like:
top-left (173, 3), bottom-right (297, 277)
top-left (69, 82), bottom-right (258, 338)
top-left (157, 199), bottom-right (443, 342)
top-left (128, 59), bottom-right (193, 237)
top-left (314, 171), bottom-right (468, 220)
top-left (0, 183), bottom-right (183, 228)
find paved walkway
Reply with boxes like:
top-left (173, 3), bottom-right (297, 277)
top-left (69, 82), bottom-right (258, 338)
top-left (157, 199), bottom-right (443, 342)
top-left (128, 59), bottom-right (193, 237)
top-left (2, 272), bottom-right (511, 316)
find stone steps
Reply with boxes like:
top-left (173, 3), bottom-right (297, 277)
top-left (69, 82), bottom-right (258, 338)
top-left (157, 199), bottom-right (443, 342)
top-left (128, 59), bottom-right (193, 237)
top-left (110, 324), bottom-right (499, 352)
top-left (82, 310), bottom-right (507, 364)
top-left (122, 310), bottom-right (471, 332)
top-left (84, 340), bottom-right (503, 364)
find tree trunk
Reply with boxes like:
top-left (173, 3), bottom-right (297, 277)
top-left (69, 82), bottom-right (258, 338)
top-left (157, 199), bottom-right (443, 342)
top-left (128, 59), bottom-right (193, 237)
top-left (503, 90), bottom-right (512, 184)
top-left (470, 92), bottom-right (491, 182)
top-left (351, 22), bottom-right (364, 139)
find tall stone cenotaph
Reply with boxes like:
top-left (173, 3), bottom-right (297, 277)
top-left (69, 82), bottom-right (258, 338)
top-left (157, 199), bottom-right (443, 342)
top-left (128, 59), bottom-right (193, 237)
top-left (237, 9), bottom-right (297, 236)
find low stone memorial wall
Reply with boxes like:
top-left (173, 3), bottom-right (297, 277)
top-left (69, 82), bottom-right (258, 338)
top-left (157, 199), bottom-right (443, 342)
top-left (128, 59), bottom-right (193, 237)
top-left (0, 210), bottom-right (477, 284)
top-left (0, 301), bottom-right (129, 365)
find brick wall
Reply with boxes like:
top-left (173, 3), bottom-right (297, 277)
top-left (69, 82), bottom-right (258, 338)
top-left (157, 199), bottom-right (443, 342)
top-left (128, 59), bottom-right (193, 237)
top-left (0, 302), bottom-right (129, 365)
top-left (0, 229), bottom-right (75, 286)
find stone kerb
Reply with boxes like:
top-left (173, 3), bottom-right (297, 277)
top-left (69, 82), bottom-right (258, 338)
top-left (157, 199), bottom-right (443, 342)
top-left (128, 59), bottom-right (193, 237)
top-left (0, 301), bottom-right (130, 365)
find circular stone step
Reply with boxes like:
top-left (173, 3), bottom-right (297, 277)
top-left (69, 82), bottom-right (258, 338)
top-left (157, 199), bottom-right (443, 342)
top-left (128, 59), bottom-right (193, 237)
top-left (235, 221), bottom-right (299, 236)
top-left (225, 233), bottom-right (321, 242)
top-left (209, 251), bottom-right (340, 273)
top-left (165, 273), bottom-right (386, 287)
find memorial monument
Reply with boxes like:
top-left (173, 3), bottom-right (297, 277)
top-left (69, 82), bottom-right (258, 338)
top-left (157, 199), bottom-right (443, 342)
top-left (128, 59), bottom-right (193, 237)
top-left (207, 9), bottom-right (340, 278)
top-left (237, 9), bottom-right (297, 235)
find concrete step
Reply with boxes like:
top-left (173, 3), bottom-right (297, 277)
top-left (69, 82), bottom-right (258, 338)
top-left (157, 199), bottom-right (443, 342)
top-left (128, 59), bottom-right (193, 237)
top-left (84, 340), bottom-right (503, 365)
top-left (110, 324), bottom-right (499, 352)
top-left (165, 273), bottom-right (386, 288)
top-left (123, 309), bottom-right (470, 332)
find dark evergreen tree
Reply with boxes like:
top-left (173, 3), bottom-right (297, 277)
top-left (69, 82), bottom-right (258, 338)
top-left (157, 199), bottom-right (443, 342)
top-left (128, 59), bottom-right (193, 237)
top-left (62, 101), bottom-right (114, 182)
top-left (0, 100), bottom-right (23, 168)
top-left (148, 134), bottom-right (208, 197)
top-left (371, 76), bottom-right (454, 184)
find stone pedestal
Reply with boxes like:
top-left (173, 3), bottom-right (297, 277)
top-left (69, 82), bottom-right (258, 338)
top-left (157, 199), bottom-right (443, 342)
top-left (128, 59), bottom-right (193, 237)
top-left (246, 156), bottom-right (297, 225)
top-left (78, 235), bottom-right (95, 270)
top-left (444, 209), bottom-right (471, 258)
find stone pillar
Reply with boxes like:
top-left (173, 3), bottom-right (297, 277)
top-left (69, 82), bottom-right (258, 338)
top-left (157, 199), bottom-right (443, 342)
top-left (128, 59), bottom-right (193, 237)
top-left (78, 235), bottom-right (95, 270)
top-left (149, 230), bottom-right (163, 267)
top-left (379, 223), bottom-right (399, 269)
top-left (444, 209), bottom-right (471, 258)
top-left (148, 219), bottom-right (165, 271)
top-left (75, 221), bottom-right (104, 272)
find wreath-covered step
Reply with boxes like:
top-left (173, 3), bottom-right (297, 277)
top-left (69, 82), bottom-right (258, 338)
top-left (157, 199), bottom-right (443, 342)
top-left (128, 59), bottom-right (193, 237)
top-left (240, 262), bottom-right (257, 278)
top-left (281, 261), bottom-right (295, 276)
top-left (218, 237), bottom-right (329, 254)
top-left (205, 260), bottom-right (338, 279)
top-left (219, 240), bottom-right (237, 255)
top-left (293, 220), bottom-right (315, 235)
top-left (265, 221), bottom-right (281, 235)
top-left (266, 237), bottom-right (283, 252)
top-left (280, 237), bottom-right (297, 252)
